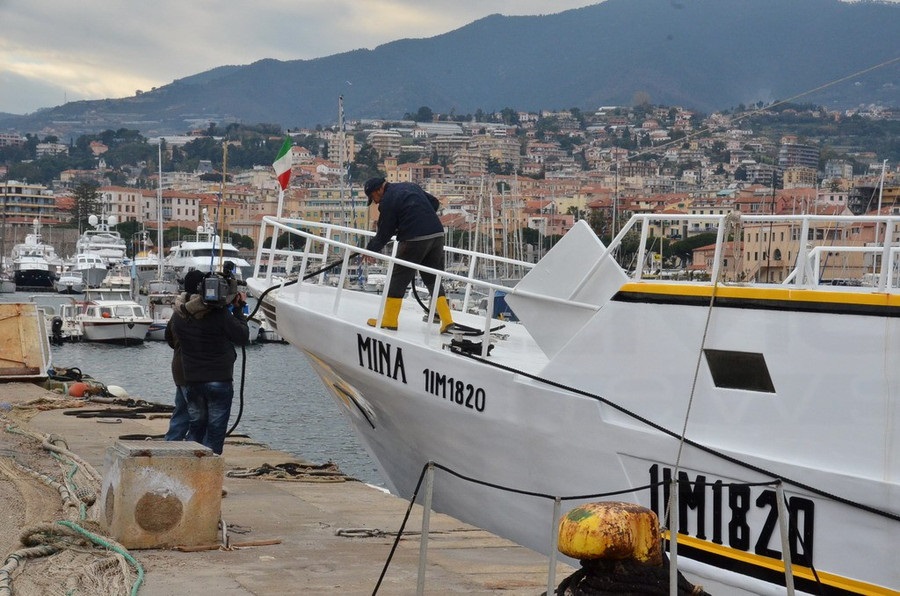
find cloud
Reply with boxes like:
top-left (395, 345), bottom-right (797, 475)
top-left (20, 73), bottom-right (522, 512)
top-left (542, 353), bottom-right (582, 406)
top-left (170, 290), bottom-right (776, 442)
top-left (0, 0), bottom-right (682, 114)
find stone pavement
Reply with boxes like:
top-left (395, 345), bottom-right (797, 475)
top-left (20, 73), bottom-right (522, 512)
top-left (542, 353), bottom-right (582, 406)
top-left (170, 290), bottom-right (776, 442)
top-left (0, 382), bottom-right (573, 595)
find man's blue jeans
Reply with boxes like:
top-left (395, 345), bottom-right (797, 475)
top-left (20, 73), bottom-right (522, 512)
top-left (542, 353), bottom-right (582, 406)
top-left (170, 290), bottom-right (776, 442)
top-left (164, 386), bottom-right (189, 441)
top-left (183, 381), bottom-right (234, 454)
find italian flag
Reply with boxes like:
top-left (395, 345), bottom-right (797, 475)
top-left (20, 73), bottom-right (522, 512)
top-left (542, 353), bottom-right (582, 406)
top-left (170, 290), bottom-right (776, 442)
top-left (273, 136), bottom-right (293, 190)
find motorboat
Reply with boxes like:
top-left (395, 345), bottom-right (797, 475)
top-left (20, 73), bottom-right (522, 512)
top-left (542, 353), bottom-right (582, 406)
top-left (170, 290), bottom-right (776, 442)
top-left (100, 264), bottom-right (133, 292)
top-left (145, 291), bottom-right (177, 341)
top-left (76, 289), bottom-right (151, 345)
top-left (70, 252), bottom-right (108, 288)
top-left (164, 207), bottom-right (250, 281)
top-left (0, 274), bottom-right (15, 293)
top-left (246, 213), bottom-right (899, 595)
top-left (10, 219), bottom-right (63, 289)
top-left (28, 294), bottom-right (83, 343)
top-left (54, 270), bottom-right (85, 294)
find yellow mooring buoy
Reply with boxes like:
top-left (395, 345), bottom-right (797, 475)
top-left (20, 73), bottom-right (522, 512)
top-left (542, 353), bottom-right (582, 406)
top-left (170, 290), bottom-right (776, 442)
top-left (558, 501), bottom-right (662, 564)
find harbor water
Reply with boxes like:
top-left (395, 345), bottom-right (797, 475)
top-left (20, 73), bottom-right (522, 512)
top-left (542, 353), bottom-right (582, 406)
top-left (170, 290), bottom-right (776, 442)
top-left (1, 291), bottom-right (384, 487)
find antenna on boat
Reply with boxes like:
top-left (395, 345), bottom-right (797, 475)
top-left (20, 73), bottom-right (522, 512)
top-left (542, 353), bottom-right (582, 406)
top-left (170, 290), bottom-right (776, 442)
top-left (216, 141), bottom-right (228, 273)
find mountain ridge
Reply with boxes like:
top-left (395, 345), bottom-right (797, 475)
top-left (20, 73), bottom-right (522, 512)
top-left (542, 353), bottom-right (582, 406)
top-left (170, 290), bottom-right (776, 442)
top-left (1, 0), bottom-right (897, 136)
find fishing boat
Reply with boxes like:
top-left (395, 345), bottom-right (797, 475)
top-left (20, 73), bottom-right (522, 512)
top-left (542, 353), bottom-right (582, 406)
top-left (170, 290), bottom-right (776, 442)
top-left (75, 288), bottom-right (151, 345)
top-left (246, 212), bottom-right (899, 595)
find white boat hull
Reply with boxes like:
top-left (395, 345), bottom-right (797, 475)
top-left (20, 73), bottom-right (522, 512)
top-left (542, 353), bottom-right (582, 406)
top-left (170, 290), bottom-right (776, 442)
top-left (81, 319), bottom-right (150, 344)
top-left (247, 214), bottom-right (900, 595)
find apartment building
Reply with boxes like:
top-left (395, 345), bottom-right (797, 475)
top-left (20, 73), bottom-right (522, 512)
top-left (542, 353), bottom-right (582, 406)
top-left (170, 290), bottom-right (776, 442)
top-left (777, 140), bottom-right (819, 170)
top-left (99, 186), bottom-right (144, 224)
top-left (783, 166), bottom-right (817, 189)
top-left (0, 180), bottom-right (65, 226)
top-left (366, 130), bottom-right (402, 158)
top-left (0, 133), bottom-right (25, 148)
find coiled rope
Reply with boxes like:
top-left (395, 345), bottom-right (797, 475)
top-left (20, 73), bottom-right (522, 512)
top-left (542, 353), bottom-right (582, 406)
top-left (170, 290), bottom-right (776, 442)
top-left (1, 413), bottom-right (142, 595)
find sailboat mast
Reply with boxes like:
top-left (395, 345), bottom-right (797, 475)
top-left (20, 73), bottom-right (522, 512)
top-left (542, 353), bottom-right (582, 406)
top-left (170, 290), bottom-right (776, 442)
top-left (339, 95), bottom-right (346, 227)
top-left (872, 159), bottom-right (888, 278)
top-left (157, 142), bottom-right (163, 279)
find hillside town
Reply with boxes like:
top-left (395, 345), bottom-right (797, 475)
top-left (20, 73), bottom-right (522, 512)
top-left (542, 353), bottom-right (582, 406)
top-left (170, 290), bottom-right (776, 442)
top-left (1, 101), bottom-right (898, 278)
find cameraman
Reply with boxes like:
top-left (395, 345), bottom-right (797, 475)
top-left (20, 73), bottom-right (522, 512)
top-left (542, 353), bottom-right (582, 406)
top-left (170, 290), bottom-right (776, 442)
top-left (166, 269), bottom-right (250, 455)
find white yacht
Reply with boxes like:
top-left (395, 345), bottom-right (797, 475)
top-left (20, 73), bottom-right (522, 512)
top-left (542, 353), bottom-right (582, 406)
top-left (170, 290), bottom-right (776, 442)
top-left (164, 208), bottom-right (250, 281)
top-left (76, 214), bottom-right (128, 268)
top-left (11, 219), bottom-right (63, 289)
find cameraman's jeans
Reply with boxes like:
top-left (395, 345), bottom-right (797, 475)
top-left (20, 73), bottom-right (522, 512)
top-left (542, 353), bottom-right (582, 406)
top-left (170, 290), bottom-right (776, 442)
top-left (164, 386), bottom-right (189, 441)
top-left (183, 381), bottom-right (234, 455)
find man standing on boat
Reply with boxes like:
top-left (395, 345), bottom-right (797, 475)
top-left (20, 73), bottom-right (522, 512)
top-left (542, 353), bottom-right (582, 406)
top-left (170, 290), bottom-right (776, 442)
top-left (363, 176), bottom-right (454, 332)
top-left (167, 270), bottom-right (250, 454)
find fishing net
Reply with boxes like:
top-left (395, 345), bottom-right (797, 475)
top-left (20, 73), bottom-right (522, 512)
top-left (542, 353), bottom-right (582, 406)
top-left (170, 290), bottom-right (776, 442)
top-left (0, 407), bottom-right (139, 596)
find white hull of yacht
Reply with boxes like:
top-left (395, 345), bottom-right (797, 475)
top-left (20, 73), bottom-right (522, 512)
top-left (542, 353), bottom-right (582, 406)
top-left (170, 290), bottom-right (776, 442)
top-left (247, 215), bottom-right (899, 595)
top-left (80, 319), bottom-right (150, 344)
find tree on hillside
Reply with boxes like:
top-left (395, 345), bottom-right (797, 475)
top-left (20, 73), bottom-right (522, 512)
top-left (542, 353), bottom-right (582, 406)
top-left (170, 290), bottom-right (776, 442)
top-left (71, 182), bottom-right (100, 231)
top-left (498, 108), bottom-right (519, 126)
top-left (349, 144), bottom-right (381, 182)
top-left (407, 106), bottom-right (434, 122)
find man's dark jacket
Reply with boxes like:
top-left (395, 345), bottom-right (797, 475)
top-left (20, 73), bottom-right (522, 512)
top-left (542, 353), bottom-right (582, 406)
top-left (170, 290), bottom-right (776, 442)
top-left (167, 294), bottom-right (250, 384)
top-left (367, 182), bottom-right (442, 253)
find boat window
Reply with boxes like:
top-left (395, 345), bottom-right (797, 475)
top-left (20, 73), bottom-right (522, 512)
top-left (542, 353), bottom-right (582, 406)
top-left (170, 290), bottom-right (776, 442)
top-left (704, 349), bottom-right (775, 393)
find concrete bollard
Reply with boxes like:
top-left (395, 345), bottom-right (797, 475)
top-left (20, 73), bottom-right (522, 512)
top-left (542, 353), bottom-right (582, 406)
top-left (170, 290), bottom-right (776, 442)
top-left (98, 440), bottom-right (223, 549)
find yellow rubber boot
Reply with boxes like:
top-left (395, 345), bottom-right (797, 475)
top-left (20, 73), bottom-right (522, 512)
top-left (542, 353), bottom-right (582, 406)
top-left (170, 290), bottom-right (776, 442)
top-left (436, 295), bottom-right (454, 333)
top-left (367, 297), bottom-right (402, 330)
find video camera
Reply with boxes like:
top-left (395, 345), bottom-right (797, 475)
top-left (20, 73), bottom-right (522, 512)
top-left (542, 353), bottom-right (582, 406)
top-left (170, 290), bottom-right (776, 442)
top-left (202, 262), bottom-right (239, 308)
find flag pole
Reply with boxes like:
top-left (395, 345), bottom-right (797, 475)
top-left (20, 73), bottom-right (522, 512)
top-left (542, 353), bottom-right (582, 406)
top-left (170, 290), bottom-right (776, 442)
top-left (269, 187), bottom-right (284, 282)
top-left (271, 136), bottom-right (293, 282)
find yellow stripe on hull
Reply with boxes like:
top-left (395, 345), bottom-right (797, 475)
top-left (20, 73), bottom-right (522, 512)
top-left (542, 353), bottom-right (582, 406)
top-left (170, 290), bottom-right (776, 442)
top-left (620, 282), bottom-right (900, 308)
top-left (665, 532), bottom-right (896, 595)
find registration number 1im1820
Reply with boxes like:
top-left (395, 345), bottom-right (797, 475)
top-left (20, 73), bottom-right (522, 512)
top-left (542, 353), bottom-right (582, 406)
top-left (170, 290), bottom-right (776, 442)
top-left (649, 465), bottom-right (815, 564)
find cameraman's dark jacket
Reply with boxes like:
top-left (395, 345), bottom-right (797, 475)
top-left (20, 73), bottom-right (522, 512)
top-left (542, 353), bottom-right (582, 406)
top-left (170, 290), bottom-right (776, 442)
top-left (167, 292), bottom-right (250, 384)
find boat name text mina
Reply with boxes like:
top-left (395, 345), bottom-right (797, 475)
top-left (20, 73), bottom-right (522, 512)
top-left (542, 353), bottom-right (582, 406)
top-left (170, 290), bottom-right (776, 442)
top-left (357, 334), bottom-right (487, 412)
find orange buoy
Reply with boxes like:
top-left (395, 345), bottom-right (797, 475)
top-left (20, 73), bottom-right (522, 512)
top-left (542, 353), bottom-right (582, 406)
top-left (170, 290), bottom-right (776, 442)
top-left (68, 382), bottom-right (90, 398)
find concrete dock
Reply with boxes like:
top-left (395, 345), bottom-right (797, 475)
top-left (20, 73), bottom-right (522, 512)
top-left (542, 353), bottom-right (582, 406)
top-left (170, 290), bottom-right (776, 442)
top-left (0, 382), bottom-right (573, 595)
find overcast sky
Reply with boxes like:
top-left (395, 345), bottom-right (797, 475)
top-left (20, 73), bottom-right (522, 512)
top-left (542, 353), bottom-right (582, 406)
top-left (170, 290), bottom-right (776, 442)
top-left (0, 0), bottom-right (606, 115)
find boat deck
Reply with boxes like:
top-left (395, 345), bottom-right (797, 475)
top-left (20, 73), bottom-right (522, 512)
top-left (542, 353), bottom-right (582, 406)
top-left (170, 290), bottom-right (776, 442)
top-left (282, 279), bottom-right (551, 374)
